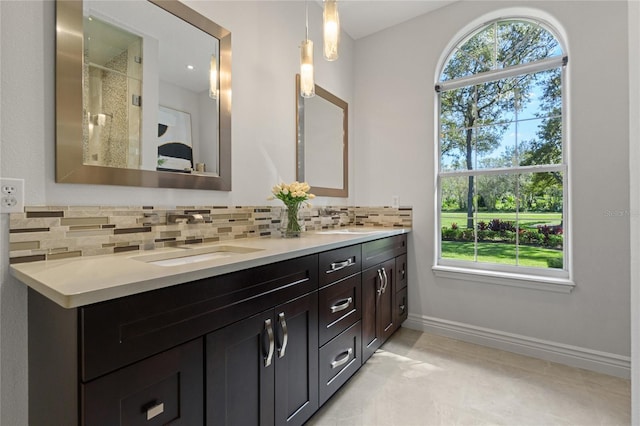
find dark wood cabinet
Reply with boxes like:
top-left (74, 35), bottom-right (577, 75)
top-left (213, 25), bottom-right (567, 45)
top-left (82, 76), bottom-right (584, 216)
top-left (206, 310), bottom-right (275, 426)
top-left (361, 234), bottom-right (407, 362)
top-left (27, 233), bottom-right (408, 426)
top-left (207, 292), bottom-right (318, 426)
top-left (362, 258), bottom-right (396, 361)
top-left (318, 321), bottom-right (362, 405)
top-left (274, 293), bottom-right (319, 426)
top-left (318, 273), bottom-right (361, 346)
top-left (82, 338), bottom-right (203, 426)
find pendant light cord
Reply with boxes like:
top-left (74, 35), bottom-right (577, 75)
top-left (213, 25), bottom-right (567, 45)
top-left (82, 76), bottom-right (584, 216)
top-left (305, 0), bottom-right (310, 41)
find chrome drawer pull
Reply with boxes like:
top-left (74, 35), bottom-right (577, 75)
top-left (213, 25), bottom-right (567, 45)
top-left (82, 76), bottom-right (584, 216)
top-left (376, 269), bottom-right (384, 295)
top-left (330, 348), bottom-right (353, 369)
top-left (328, 258), bottom-right (355, 273)
top-left (264, 319), bottom-right (275, 367)
top-left (277, 312), bottom-right (288, 358)
top-left (146, 402), bottom-right (164, 421)
top-left (330, 297), bottom-right (353, 314)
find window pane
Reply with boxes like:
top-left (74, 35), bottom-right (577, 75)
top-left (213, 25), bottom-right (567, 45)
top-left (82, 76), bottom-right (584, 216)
top-left (496, 20), bottom-right (561, 68)
top-left (516, 67), bottom-right (562, 121)
top-left (440, 127), bottom-right (474, 172)
top-left (475, 175), bottom-right (518, 266)
top-left (476, 123), bottom-right (516, 169)
top-left (475, 78), bottom-right (515, 127)
top-left (440, 24), bottom-right (494, 81)
top-left (517, 172), bottom-right (564, 269)
top-left (441, 176), bottom-right (475, 261)
top-left (519, 117), bottom-right (562, 166)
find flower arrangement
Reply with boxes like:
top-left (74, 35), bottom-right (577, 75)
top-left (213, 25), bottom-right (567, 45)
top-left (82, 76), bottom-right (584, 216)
top-left (269, 181), bottom-right (315, 237)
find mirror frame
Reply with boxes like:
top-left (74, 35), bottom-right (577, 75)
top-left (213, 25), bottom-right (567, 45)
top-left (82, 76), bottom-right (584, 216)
top-left (295, 74), bottom-right (348, 197)
top-left (56, 0), bottom-right (232, 190)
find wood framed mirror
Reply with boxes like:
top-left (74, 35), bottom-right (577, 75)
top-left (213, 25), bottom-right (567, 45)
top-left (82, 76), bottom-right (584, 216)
top-left (296, 74), bottom-right (348, 197)
top-left (56, 0), bottom-right (231, 190)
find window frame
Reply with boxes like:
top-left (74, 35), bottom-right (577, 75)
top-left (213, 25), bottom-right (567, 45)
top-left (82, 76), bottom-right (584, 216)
top-left (433, 17), bottom-right (573, 291)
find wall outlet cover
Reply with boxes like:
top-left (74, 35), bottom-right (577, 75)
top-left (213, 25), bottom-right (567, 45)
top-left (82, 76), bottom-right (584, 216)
top-left (0, 178), bottom-right (25, 214)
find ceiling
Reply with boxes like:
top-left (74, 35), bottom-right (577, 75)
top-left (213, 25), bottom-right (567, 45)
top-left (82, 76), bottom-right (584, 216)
top-left (327, 0), bottom-right (458, 40)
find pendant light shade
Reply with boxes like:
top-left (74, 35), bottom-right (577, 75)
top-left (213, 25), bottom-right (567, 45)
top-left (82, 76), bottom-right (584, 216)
top-left (323, 0), bottom-right (339, 61)
top-left (300, 2), bottom-right (315, 98)
top-left (300, 39), bottom-right (315, 98)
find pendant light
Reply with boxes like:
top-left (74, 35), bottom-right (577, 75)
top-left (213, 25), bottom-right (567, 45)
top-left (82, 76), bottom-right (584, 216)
top-left (300, 1), bottom-right (315, 98)
top-left (323, 0), bottom-right (339, 61)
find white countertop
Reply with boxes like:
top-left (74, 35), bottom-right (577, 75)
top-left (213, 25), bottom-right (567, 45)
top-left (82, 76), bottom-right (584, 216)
top-left (10, 228), bottom-right (410, 309)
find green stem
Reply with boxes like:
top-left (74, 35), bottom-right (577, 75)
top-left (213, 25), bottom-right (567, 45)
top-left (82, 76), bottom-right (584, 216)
top-left (284, 202), bottom-right (302, 235)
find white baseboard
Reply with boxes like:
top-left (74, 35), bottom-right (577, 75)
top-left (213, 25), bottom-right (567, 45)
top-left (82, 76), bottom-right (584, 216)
top-left (404, 313), bottom-right (631, 379)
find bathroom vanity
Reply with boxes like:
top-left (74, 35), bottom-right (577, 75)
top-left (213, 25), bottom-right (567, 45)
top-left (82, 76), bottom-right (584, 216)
top-left (13, 229), bottom-right (409, 426)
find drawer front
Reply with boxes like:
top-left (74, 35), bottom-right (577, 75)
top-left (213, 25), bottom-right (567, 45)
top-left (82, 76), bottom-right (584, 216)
top-left (318, 244), bottom-right (361, 287)
top-left (395, 287), bottom-right (408, 326)
top-left (81, 338), bottom-right (203, 426)
top-left (362, 234), bottom-right (407, 269)
top-left (396, 253), bottom-right (407, 291)
top-left (80, 254), bottom-right (318, 381)
top-left (319, 321), bottom-right (362, 406)
top-left (318, 274), bottom-right (361, 346)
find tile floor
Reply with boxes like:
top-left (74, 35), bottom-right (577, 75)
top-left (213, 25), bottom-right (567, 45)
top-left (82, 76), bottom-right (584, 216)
top-left (308, 328), bottom-right (630, 426)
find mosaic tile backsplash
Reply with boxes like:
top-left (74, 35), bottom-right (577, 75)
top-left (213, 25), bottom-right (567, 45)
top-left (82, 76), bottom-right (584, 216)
top-left (9, 206), bottom-right (412, 264)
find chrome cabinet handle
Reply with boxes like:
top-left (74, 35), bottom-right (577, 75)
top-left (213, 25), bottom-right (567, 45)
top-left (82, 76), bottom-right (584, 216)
top-left (376, 269), bottom-right (384, 295)
top-left (145, 401), bottom-right (165, 421)
top-left (330, 297), bottom-right (353, 314)
top-left (277, 312), bottom-right (288, 358)
top-left (330, 348), bottom-right (353, 369)
top-left (381, 268), bottom-right (389, 293)
top-left (328, 258), bottom-right (355, 273)
top-left (264, 319), bottom-right (275, 367)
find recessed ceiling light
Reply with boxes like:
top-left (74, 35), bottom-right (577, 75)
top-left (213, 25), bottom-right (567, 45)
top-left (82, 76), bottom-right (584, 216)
top-left (186, 65), bottom-right (195, 70)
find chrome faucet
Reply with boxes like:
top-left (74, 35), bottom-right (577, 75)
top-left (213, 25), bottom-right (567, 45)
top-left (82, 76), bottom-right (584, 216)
top-left (320, 208), bottom-right (349, 216)
top-left (167, 213), bottom-right (205, 224)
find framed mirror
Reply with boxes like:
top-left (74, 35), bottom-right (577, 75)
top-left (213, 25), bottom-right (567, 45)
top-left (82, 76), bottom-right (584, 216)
top-left (296, 74), bottom-right (348, 197)
top-left (56, 0), bottom-right (231, 190)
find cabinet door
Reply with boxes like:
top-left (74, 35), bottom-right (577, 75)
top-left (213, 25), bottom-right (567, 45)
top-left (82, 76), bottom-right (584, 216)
top-left (274, 292), bottom-right (319, 426)
top-left (82, 338), bottom-right (203, 426)
top-left (361, 258), bottom-right (395, 362)
top-left (376, 258), bottom-right (396, 343)
top-left (206, 310), bottom-right (276, 426)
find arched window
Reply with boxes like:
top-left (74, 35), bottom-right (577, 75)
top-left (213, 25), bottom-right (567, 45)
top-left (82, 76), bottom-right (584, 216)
top-left (436, 18), bottom-right (569, 281)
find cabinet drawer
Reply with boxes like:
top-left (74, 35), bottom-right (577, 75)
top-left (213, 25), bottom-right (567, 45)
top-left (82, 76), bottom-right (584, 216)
top-left (319, 244), bottom-right (361, 287)
top-left (362, 234), bottom-right (407, 269)
top-left (396, 253), bottom-right (407, 291)
top-left (318, 274), bottom-right (361, 346)
top-left (395, 287), bottom-right (408, 325)
top-left (80, 254), bottom-right (318, 381)
top-left (319, 321), bottom-right (362, 406)
top-left (81, 338), bottom-right (203, 426)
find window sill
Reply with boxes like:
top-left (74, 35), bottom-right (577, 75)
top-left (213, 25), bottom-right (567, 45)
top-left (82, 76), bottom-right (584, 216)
top-left (432, 265), bottom-right (575, 293)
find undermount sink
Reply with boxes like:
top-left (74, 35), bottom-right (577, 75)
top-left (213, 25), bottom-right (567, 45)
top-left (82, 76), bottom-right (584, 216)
top-left (315, 229), bottom-right (386, 235)
top-left (134, 245), bottom-right (264, 267)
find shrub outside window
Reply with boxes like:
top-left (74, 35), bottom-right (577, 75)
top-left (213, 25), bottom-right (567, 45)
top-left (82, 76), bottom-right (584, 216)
top-left (436, 18), bottom-right (569, 280)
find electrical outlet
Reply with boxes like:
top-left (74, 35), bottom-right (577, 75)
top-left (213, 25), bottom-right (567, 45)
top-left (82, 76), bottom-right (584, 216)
top-left (0, 178), bottom-right (25, 214)
top-left (392, 195), bottom-right (400, 208)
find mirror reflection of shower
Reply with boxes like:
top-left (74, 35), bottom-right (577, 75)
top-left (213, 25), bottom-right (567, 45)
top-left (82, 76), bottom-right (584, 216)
top-left (83, 13), bottom-right (143, 169)
top-left (87, 112), bottom-right (113, 164)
